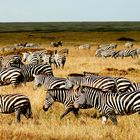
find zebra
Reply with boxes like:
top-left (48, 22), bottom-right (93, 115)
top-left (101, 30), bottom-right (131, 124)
top-left (1, 55), bottom-right (22, 69)
top-left (124, 42), bottom-right (133, 48)
top-left (22, 52), bottom-right (42, 64)
top-left (33, 74), bottom-right (72, 90)
top-left (74, 86), bottom-right (140, 125)
top-left (43, 87), bottom-right (80, 119)
top-left (50, 41), bottom-right (62, 47)
top-left (79, 44), bottom-right (90, 49)
top-left (53, 53), bottom-right (66, 68)
top-left (3, 46), bottom-right (16, 52)
top-left (97, 43), bottom-right (117, 50)
top-left (20, 63), bottom-right (53, 83)
top-left (96, 50), bottom-right (116, 58)
top-left (27, 50), bottom-right (54, 65)
top-left (0, 93), bottom-right (32, 123)
top-left (67, 74), bottom-right (132, 92)
top-left (0, 67), bottom-right (24, 87)
top-left (112, 49), bottom-right (138, 59)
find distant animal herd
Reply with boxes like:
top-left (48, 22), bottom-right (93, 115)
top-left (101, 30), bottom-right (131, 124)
top-left (0, 40), bottom-right (140, 125)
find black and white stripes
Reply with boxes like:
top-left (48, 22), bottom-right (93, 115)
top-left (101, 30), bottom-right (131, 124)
top-left (33, 74), bottom-right (72, 90)
top-left (74, 86), bottom-right (140, 124)
top-left (0, 93), bottom-right (32, 123)
top-left (43, 88), bottom-right (79, 119)
top-left (67, 74), bottom-right (132, 93)
top-left (0, 67), bottom-right (24, 87)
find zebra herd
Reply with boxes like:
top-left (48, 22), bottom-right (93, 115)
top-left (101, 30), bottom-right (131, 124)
top-left (95, 42), bottom-right (140, 58)
top-left (40, 72), bottom-right (140, 124)
top-left (0, 44), bottom-right (140, 125)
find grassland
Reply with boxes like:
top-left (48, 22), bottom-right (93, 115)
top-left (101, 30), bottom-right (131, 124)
top-left (0, 22), bottom-right (140, 140)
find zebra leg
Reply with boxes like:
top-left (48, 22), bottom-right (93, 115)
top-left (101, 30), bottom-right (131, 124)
top-left (72, 108), bottom-right (79, 118)
top-left (15, 109), bottom-right (21, 123)
top-left (22, 107), bottom-right (32, 119)
top-left (60, 108), bottom-right (73, 120)
top-left (109, 114), bottom-right (117, 125)
top-left (104, 110), bottom-right (117, 125)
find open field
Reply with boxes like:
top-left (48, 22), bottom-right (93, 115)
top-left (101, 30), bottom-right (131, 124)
top-left (0, 29), bottom-right (140, 140)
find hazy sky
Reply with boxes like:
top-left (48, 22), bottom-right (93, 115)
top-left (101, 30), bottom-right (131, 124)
top-left (0, 0), bottom-right (140, 22)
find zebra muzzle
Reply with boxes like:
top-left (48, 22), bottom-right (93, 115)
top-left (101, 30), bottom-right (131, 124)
top-left (43, 105), bottom-right (48, 111)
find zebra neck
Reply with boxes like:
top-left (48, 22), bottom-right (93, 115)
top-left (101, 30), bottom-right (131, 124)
top-left (43, 76), bottom-right (49, 84)
top-left (86, 89), bottom-right (100, 109)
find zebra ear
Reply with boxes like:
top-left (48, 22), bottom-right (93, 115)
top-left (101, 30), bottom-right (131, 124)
top-left (33, 74), bottom-right (37, 78)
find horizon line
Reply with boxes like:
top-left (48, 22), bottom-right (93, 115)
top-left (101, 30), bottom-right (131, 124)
top-left (0, 21), bottom-right (140, 23)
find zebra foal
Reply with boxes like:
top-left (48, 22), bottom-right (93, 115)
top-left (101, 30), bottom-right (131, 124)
top-left (0, 93), bottom-right (32, 123)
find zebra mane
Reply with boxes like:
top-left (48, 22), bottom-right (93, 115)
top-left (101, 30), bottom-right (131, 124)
top-left (83, 71), bottom-right (99, 76)
top-left (68, 73), bottom-right (84, 77)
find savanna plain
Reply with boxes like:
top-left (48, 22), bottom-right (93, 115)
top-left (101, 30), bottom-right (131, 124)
top-left (0, 29), bottom-right (140, 140)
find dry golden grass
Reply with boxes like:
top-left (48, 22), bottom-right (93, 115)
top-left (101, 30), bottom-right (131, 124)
top-left (0, 32), bottom-right (140, 140)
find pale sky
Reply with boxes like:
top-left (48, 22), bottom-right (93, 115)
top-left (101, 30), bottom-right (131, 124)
top-left (0, 0), bottom-right (140, 22)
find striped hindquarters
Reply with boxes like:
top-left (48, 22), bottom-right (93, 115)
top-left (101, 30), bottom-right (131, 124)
top-left (0, 94), bottom-right (31, 113)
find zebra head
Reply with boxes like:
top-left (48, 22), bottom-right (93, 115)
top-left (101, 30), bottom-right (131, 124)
top-left (33, 74), bottom-right (44, 89)
top-left (43, 91), bottom-right (55, 111)
top-left (73, 86), bottom-right (87, 109)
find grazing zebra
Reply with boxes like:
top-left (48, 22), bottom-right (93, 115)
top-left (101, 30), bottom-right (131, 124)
top-left (1, 55), bottom-right (22, 68)
top-left (33, 74), bottom-right (72, 90)
top-left (3, 46), bottom-right (16, 52)
top-left (112, 49), bottom-right (138, 59)
top-left (50, 41), bottom-right (62, 47)
top-left (26, 50), bottom-right (54, 65)
top-left (20, 63), bottom-right (53, 83)
top-left (97, 50), bottom-right (116, 58)
top-left (0, 93), bottom-right (32, 123)
top-left (98, 43), bottom-right (117, 50)
top-left (79, 44), bottom-right (90, 49)
top-left (124, 42), bottom-right (133, 48)
top-left (74, 86), bottom-right (140, 125)
top-left (68, 74), bottom-right (132, 92)
top-left (22, 52), bottom-right (42, 64)
top-left (43, 88), bottom-right (79, 119)
top-left (0, 67), bottom-right (24, 87)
